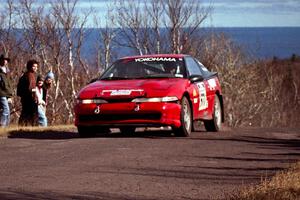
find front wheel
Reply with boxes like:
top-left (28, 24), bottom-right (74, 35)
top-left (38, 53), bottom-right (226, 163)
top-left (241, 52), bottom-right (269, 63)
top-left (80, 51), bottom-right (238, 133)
top-left (204, 95), bottom-right (222, 132)
top-left (174, 96), bottom-right (192, 137)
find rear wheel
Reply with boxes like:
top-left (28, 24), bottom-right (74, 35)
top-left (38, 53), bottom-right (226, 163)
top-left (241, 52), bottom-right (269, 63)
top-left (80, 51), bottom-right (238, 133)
top-left (204, 95), bottom-right (222, 132)
top-left (174, 96), bottom-right (192, 137)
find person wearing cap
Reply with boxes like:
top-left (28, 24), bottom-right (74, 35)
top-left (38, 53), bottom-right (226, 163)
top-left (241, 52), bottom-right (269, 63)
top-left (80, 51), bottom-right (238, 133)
top-left (35, 75), bottom-right (47, 126)
top-left (18, 59), bottom-right (39, 126)
top-left (40, 71), bottom-right (55, 125)
top-left (42, 71), bottom-right (54, 103)
top-left (0, 54), bottom-right (13, 127)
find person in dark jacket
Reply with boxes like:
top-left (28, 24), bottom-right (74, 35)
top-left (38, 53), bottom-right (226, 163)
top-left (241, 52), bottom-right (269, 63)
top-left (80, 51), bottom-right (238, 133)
top-left (18, 59), bottom-right (39, 126)
top-left (0, 54), bottom-right (13, 127)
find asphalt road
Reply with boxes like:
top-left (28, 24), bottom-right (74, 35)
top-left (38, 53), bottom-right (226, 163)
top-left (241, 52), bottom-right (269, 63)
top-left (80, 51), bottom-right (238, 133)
top-left (0, 127), bottom-right (299, 200)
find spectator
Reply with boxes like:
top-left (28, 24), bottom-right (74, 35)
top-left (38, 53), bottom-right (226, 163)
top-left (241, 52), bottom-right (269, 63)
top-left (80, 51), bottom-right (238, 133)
top-left (0, 54), bottom-right (13, 127)
top-left (34, 71), bottom-right (54, 127)
top-left (35, 75), bottom-right (47, 126)
top-left (17, 59), bottom-right (39, 126)
top-left (42, 71), bottom-right (54, 103)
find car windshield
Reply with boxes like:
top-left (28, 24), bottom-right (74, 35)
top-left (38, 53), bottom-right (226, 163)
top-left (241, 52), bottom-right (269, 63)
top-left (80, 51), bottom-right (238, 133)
top-left (100, 57), bottom-right (186, 80)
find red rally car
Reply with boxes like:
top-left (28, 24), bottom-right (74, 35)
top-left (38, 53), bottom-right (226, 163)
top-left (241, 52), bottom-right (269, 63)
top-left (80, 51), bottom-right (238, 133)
top-left (75, 54), bottom-right (224, 137)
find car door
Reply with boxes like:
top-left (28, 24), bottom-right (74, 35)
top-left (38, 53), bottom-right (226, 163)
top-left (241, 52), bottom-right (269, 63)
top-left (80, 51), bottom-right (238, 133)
top-left (196, 60), bottom-right (218, 120)
top-left (184, 56), bottom-right (213, 120)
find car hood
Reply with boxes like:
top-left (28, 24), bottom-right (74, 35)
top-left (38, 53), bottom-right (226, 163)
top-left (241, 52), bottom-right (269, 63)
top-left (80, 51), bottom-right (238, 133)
top-left (77, 78), bottom-right (189, 99)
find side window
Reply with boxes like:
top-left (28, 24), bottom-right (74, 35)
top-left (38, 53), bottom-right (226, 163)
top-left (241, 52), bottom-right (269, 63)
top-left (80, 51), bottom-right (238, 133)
top-left (196, 60), bottom-right (208, 72)
top-left (195, 59), bottom-right (211, 76)
top-left (185, 57), bottom-right (203, 77)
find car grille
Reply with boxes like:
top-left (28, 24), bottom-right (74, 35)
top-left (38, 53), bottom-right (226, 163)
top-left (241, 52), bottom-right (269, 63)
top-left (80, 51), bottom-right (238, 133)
top-left (79, 113), bottom-right (161, 122)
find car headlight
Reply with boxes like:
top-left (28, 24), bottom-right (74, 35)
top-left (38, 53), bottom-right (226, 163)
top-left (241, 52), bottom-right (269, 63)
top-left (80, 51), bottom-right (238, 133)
top-left (132, 96), bottom-right (178, 103)
top-left (77, 99), bottom-right (108, 104)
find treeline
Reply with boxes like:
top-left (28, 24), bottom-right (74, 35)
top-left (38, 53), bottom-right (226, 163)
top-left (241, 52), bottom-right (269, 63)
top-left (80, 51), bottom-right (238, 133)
top-left (0, 0), bottom-right (299, 127)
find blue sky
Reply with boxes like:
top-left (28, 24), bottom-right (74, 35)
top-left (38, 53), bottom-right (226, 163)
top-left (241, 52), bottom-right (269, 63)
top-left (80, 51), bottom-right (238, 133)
top-left (209, 0), bottom-right (300, 27)
top-left (78, 0), bottom-right (300, 27)
top-left (1, 0), bottom-right (299, 27)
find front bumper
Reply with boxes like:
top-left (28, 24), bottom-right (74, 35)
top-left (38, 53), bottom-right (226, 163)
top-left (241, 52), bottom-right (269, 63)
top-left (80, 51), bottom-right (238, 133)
top-left (74, 102), bottom-right (181, 128)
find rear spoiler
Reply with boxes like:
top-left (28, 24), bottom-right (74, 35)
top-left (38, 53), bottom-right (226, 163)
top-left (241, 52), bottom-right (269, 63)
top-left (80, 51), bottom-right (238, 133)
top-left (203, 71), bottom-right (218, 80)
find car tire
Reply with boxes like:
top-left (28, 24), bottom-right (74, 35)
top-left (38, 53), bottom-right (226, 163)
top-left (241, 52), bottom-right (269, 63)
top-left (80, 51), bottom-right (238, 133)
top-left (119, 127), bottom-right (136, 134)
top-left (174, 96), bottom-right (192, 137)
top-left (204, 95), bottom-right (222, 132)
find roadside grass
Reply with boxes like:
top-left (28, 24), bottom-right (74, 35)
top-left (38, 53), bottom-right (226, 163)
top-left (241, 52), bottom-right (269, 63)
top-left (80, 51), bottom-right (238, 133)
top-left (229, 162), bottom-right (300, 200)
top-left (0, 125), bottom-right (77, 138)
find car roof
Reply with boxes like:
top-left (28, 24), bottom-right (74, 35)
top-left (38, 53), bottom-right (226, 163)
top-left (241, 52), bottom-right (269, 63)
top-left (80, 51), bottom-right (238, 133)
top-left (121, 54), bottom-right (187, 60)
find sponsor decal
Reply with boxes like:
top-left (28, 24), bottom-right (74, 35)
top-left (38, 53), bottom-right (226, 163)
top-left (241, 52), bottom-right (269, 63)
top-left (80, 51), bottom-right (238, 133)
top-left (102, 89), bottom-right (144, 96)
top-left (175, 74), bottom-right (183, 78)
top-left (196, 83), bottom-right (208, 110)
top-left (193, 98), bottom-right (198, 104)
top-left (111, 90), bottom-right (132, 96)
top-left (135, 57), bottom-right (176, 62)
top-left (208, 79), bottom-right (217, 90)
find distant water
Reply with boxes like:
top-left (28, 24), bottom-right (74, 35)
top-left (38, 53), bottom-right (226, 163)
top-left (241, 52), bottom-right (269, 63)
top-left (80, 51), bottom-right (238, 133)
top-left (84, 27), bottom-right (300, 60)
top-left (211, 27), bottom-right (300, 59)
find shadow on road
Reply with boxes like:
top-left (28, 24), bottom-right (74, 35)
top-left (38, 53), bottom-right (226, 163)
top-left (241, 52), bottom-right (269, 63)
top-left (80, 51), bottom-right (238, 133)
top-left (106, 130), bottom-right (175, 138)
top-left (0, 189), bottom-right (163, 200)
top-left (6, 129), bottom-right (180, 140)
top-left (191, 134), bottom-right (300, 151)
top-left (7, 130), bottom-right (79, 140)
top-left (88, 164), bottom-right (275, 185)
top-left (200, 155), bottom-right (298, 163)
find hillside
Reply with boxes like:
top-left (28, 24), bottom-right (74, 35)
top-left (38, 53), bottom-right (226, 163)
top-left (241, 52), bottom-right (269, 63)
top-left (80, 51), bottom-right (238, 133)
top-left (257, 55), bottom-right (300, 127)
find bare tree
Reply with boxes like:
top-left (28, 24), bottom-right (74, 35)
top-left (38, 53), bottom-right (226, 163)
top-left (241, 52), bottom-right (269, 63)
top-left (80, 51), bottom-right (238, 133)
top-left (49, 0), bottom-right (92, 123)
top-left (111, 0), bottom-right (211, 55)
top-left (93, 6), bottom-right (118, 72)
top-left (10, 0), bottom-right (92, 124)
top-left (113, 0), bottom-right (145, 55)
top-left (0, 0), bottom-right (27, 122)
top-left (196, 33), bottom-right (263, 127)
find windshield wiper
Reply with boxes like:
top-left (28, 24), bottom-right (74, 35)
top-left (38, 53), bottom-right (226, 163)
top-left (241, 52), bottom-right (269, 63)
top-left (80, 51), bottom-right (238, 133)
top-left (144, 74), bottom-right (177, 78)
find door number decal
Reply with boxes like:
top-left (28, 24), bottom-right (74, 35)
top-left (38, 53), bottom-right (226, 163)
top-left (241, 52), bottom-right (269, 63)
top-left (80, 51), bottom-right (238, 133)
top-left (196, 83), bottom-right (208, 110)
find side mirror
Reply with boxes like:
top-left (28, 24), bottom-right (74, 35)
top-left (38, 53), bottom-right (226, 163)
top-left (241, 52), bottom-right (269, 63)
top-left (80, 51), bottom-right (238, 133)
top-left (189, 75), bottom-right (204, 83)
